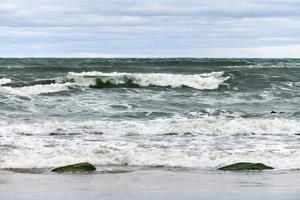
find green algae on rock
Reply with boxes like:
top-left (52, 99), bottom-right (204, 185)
top-left (51, 162), bottom-right (96, 173)
top-left (218, 162), bottom-right (274, 171)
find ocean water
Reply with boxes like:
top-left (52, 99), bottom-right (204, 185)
top-left (0, 58), bottom-right (300, 170)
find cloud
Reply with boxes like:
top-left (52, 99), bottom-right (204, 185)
top-left (195, 45), bottom-right (300, 58)
top-left (0, 0), bottom-right (300, 57)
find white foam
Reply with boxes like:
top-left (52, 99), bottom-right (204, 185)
top-left (67, 71), bottom-right (230, 90)
top-left (0, 83), bottom-right (72, 95)
top-left (1, 117), bottom-right (300, 169)
top-left (0, 117), bottom-right (299, 136)
top-left (2, 144), bottom-right (297, 169)
top-left (0, 78), bottom-right (12, 85)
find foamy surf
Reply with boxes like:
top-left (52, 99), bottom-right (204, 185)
top-left (1, 117), bottom-right (300, 136)
top-left (0, 83), bottom-right (72, 95)
top-left (0, 78), bottom-right (12, 86)
top-left (0, 117), bottom-right (299, 169)
top-left (66, 71), bottom-right (230, 90)
top-left (1, 143), bottom-right (298, 169)
top-left (0, 71), bottom-right (229, 96)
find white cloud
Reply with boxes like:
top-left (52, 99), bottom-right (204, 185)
top-left (210, 45), bottom-right (300, 58)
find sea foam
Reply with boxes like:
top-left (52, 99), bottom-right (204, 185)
top-left (1, 117), bottom-right (299, 136)
top-left (67, 71), bottom-right (230, 90)
top-left (0, 71), bottom-right (229, 96)
top-left (0, 83), bottom-right (71, 95)
top-left (0, 117), bottom-right (300, 169)
top-left (0, 78), bottom-right (12, 86)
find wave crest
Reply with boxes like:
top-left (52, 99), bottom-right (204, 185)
top-left (67, 71), bottom-right (230, 90)
top-left (0, 71), bottom-right (230, 96)
top-left (0, 78), bottom-right (12, 86)
top-left (0, 83), bottom-right (71, 95)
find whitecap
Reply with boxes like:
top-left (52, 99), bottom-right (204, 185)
top-left (1, 117), bottom-right (299, 136)
top-left (1, 117), bottom-right (300, 169)
top-left (67, 71), bottom-right (230, 90)
top-left (0, 83), bottom-right (72, 95)
top-left (0, 78), bottom-right (12, 86)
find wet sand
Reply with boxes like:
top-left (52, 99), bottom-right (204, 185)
top-left (1, 169), bottom-right (300, 200)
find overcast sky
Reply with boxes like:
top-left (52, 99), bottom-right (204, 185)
top-left (0, 0), bottom-right (300, 57)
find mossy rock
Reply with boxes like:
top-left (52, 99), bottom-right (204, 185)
top-left (218, 162), bottom-right (273, 171)
top-left (51, 162), bottom-right (96, 173)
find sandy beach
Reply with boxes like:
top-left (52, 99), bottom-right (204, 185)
top-left (1, 169), bottom-right (300, 200)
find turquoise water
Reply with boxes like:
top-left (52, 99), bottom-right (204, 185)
top-left (0, 58), bottom-right (300, 169)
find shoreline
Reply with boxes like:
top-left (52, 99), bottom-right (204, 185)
top-left (1, 169), bottom-right (300, 200)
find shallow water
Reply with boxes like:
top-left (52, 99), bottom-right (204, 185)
top-left (1, 169), bottom-right (300, 200)
top-left (0, 58), bottom-right (300, 169)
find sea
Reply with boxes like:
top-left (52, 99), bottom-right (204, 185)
top-left (0, 58), bottom-right (300, 170)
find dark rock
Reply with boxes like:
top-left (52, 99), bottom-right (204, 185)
top-left (51, 162), bottom-right (96, 173)
top-left (271, 111), bottom-right (277, 114)
top-left (218, 162), bottom-right (273, 171)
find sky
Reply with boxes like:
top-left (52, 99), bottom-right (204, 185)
top-left (0, 0), bottom-right (300, 58)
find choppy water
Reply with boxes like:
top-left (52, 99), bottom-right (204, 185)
top-left (1, 58), bottom-right (300, 169)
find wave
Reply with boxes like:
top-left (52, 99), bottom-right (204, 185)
top-left (0, 77), bottom-right (70, 96)
top-left (0, 78), bottom-right (12, 86)
top-left (0, 83), bottom-right (72, 95)
top-left (2, 143), bottom-right (295, 169)
top-left (3, 79), bottom-right (56, 87)
top-left (66, 71), bottom-right (230, 90)
top-left (1, 117), bottom-right (299, 136)
top-left (0, 71), bottom-right (229, 96)
top-left (1, 117), bottom-right (300, 169)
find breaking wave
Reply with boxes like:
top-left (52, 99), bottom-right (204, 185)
top-left (1, 117), bottom-right (299, 136)
top-left (0, 83), bottom-right (72, 95)
top-left (0, 78), bottom-right (12, 86)
top-left (0, 117), bottom-right (300, 169)
top-left (0, 71), bottom-right (230, 96)
top-left (67, 71), bottom-right (230, 90)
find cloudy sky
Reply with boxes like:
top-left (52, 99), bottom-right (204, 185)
top-left (0, 0), bottom-right (300, 57)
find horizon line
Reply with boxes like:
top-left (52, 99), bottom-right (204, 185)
top-left (0, 57), bottom-right (299, 59)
